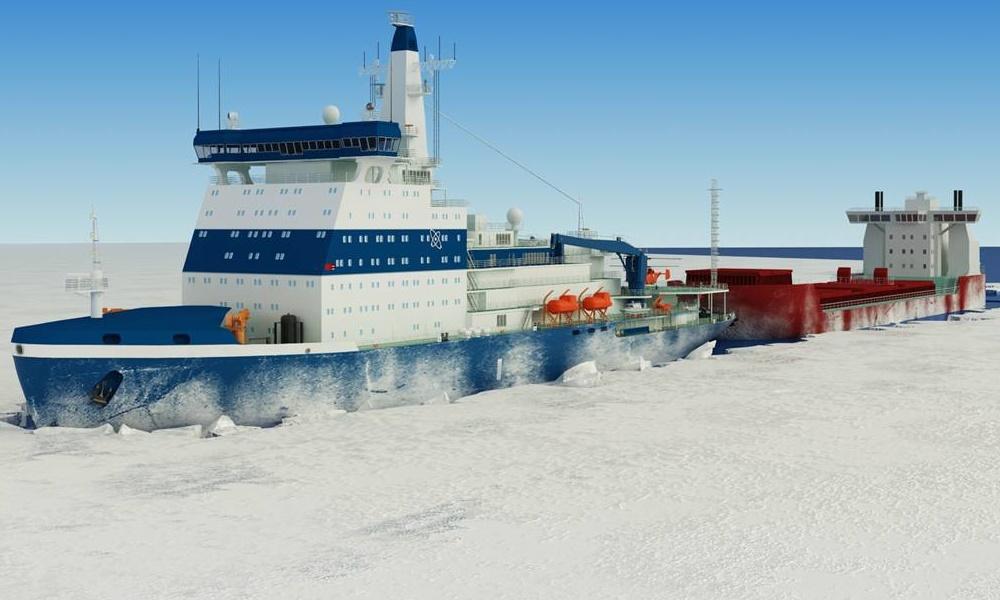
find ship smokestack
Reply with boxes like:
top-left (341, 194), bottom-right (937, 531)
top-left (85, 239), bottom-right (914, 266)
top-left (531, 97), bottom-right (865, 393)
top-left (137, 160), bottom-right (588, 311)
top-left (875, 190), bottom-right (883, 212)
top-left (953, 189), bottom-right (962, 210)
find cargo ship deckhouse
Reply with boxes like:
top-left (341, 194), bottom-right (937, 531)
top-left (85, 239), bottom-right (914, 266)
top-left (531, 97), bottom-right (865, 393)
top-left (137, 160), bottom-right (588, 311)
top-left (11, 13), bottom-right (734, 430)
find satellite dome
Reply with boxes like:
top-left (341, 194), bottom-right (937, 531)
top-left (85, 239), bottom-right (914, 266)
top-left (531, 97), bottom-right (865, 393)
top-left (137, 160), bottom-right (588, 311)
top-left (506, 207), bottom-right (524, 229)
top-left (322, 105), bottom-right (341, 125)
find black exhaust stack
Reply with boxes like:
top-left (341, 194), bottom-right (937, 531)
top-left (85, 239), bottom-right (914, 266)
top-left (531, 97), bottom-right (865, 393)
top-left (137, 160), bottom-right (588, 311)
top-left (875, 190), bottom-right (883, 212)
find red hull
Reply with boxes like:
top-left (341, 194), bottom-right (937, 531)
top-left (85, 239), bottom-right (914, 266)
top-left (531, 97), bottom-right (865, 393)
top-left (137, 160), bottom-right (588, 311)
top-left (687, 268), bottom-right (986, 340)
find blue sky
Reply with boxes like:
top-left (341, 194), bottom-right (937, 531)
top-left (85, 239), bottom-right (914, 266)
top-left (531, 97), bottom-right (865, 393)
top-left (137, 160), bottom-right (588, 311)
top-left (1, 1), bottom-right (996, 245)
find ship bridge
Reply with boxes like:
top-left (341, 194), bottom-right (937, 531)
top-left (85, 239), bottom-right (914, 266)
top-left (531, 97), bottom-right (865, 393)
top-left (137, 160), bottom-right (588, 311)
top-left (193, 121), bottom-right (402, 164)
top-left (848, 190), bottom-right (981, 279)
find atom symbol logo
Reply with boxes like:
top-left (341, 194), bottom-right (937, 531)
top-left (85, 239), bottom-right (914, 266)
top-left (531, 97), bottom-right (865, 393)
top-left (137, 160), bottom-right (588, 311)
top-left (428, 229), bottom-right (443, 250)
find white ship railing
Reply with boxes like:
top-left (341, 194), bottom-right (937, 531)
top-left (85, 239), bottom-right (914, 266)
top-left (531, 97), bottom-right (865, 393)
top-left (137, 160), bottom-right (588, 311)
top-left (209, 172), bottom-right (442, 186)
top-left (209, 173), bottom-right (344, 185)
top-left (468, 273), bottom-right (597, 292)
top-left (65, 274), bottom-right (109, 292)
top-left (468, 255), bottom-right (592, 269)
top-left (430, 198), bottom-right (469, 207)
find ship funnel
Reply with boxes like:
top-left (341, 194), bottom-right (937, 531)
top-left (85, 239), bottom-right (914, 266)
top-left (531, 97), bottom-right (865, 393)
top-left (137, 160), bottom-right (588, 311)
top-left (875, 190), bottom-right (884, 212)
top-left (953, 189), bottom-right (963, 210)
top-left (381, 10), bottom-right (428, 160)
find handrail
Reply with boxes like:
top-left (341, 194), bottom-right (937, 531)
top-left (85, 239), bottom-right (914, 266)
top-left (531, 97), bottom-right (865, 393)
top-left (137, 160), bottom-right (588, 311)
top-left (430, 198), bottom-right (469, 207)
top-left (210, 173), bottom-right (346, 185)
top-left (468, 255), bottom-right (591, 269)
top-left (467, 273), bottom-right (593, 291)
top-left (846, 207), bottom-right (980, 212)
top-left (821, 286), bottom-right (957, 311)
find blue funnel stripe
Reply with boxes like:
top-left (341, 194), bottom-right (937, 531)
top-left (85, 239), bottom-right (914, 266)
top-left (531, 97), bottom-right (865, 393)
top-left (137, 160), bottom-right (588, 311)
top-left (391, 25), bottom-right (418, 52)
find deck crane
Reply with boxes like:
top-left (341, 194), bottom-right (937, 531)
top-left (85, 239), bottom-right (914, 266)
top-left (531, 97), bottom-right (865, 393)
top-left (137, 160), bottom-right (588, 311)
top-left (549, 234), bottom-right (649, 294)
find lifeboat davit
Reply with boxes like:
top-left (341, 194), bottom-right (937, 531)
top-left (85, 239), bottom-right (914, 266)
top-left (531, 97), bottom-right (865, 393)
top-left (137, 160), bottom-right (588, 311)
top-left (645, 268), bottom-right (671, 286)
top-left (224, 308), bottom-right (251, 344)
top-left (653, 295), bottom-right (672, 313)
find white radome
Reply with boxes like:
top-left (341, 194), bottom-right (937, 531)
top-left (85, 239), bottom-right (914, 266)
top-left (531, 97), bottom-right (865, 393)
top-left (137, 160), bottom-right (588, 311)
top-left (506, 207), bottom-right (524, 230)
top-left (322, 105), bottom-right (341, 125)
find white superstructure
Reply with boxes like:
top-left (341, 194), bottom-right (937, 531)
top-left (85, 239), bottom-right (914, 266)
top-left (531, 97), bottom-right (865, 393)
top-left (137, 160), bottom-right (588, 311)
top-left (848, 190), bottom-right (981, 279)
top-left (180, 12), bottom-right (624, 348)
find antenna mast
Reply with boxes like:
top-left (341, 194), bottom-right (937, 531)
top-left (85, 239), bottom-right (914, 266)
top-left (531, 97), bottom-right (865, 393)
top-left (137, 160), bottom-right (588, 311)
top-left (65, 211), bottom-right (109, 319)
top-left (196, 54), bottom-right (201, 131)
top-left (359, 45), bottom-right (385, 120)
top-left (217, 59), bottom-right (222, 129)
top-left (422, 36), bottom-right (456, 165)
top-left (709, 179), bottom-right (721, 286)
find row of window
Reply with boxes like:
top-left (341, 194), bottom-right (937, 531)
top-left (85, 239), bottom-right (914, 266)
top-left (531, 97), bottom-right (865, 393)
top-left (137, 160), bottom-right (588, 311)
top-left (204, 230), bottom-right (461, 243)
top-left (323, 298), bottom-right (464, 315)
top-left (889, 263), bottom-right (928, 270)
top-left (327, 321), bottom-right (444, 340)
top-left (217, 254), bottom-right (464, 267)
top-left (933, 213), bottom-right (975, 222)
top-left (195, 136), bottom-right (400, 159)
top-left (851, 212), bottom-right (977, 224)
top-left (187, 276), bottom-right (465, 288)
top-left (203, 209), bottom-right (460, 221)
top-left (326, 256), bottom-right (463, 268)
top-left (888, 248), bottom-right (928, 255)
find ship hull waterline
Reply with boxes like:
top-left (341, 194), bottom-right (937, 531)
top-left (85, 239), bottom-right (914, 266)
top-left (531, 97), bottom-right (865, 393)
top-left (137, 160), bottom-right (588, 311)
top-left (14, 319), bottom-right (733, 429)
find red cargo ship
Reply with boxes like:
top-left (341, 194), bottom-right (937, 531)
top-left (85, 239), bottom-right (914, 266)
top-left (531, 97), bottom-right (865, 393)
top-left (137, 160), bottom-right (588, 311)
top-left (686, 190), bottom-right (986, 339)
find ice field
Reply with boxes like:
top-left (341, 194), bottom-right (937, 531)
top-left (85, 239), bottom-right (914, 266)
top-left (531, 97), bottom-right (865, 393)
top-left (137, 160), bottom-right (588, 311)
top-left (2, 244), bottom-right (999, 599)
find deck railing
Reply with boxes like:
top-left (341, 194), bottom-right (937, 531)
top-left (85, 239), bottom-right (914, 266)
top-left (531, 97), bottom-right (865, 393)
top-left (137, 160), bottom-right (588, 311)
top-left (467, 255), bottom-right (591, 269)
top-left (821, 286), bottom-right (956, 311)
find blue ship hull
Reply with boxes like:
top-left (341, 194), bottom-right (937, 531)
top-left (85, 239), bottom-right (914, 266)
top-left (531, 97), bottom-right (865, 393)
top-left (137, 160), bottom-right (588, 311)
top-left (13, 319), bottom-right (733, 429)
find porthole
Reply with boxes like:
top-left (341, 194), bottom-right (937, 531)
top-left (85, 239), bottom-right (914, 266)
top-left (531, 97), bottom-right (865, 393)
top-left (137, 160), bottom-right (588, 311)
top-left (102, 333), bottom-right (122, 345)
top-left (15, 344), bottom-right (23, 355)
top-left (172, 334), bottom-right (191, 345)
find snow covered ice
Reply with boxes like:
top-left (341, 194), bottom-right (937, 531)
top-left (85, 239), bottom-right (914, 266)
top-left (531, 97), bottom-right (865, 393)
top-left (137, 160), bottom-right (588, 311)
top-left (2, 245), bottom-right (999, 599)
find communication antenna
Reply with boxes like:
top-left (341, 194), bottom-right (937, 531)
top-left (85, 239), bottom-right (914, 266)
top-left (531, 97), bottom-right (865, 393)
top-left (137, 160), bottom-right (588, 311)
top-left (442, 112), bottom-right (584, 232)
top-left (422, 36), bottom-right (456, 165)
top-left (359, 45), bottom-right (386, 120)
top-left (196, 54), bottom-right (201, 131)
top-left (217, 59), bottom-right (222, 130)
top-left (709, 179), bottom-right (722, 286)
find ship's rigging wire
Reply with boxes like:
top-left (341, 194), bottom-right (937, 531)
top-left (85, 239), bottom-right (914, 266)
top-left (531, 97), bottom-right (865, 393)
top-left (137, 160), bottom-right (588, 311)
top-left (440, 112), bottom-right (584, 232)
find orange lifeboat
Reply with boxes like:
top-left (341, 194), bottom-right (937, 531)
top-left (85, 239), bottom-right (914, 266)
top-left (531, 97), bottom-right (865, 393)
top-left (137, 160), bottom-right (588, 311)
top-left (223, 308), bottom-right (251, 344)
top-left (653, 295), bottom-right (672, 313)
top-left (544, 289), bottom-right (579, 324)
top-left (581, 288), bottom-right (612, 321)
